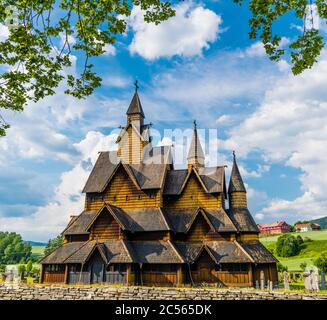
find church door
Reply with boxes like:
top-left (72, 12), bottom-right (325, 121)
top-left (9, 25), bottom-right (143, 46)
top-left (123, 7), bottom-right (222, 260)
top-left (90, 252), bottom-right (104, 284)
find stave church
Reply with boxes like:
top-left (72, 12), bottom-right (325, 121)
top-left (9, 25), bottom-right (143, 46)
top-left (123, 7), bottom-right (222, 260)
top-left (40, 85), bottom-right (278, 287)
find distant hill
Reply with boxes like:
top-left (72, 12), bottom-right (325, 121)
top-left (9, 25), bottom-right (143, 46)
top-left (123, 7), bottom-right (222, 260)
top-left (25, 240), bottom-right (47, 246)
top-left (310, 216), bottom-right (327, 229)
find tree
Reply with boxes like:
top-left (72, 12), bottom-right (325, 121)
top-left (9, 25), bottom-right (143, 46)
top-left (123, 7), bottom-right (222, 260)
top-left (1, 1), bottom-right (327, 136)
top-left (44, 235), bottom-right (64, 256)
top-left (0, 0), bottom-right (174, 136)
top-left (0, 232), bottom-right (32, 264)
top-left (276, 234), bottom-right (301, 257)
top-left (288, 224), bottom-right (296, 233)
top-left (26, 260), bottom-right (33, 275)
top-left (0, 264), bottom-right (6, 273)
top-left (17, 264), bottom-right (26, 277)
top-left (314, 252), bottom-right (327, 273)
top-left (296, 235), bottom-right (304, 245)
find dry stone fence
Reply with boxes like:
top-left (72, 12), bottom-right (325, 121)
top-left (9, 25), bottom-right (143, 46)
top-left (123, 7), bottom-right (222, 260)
top-left (0, 284), bottom-right (327, 300)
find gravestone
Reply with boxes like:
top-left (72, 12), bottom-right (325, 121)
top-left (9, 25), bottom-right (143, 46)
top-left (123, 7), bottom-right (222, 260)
top-left (321, 271), bottom-right (326, 290)
top-left (311, 266), bottom-right (320, 292)
top-left (303, 268), bottom-right (313, 292)
top-left (260, 270), bottom-right (265, 290)
top-left (255, 280), bottom-right (259, 289)
top-left (283, 271), bottom-right (290, 290)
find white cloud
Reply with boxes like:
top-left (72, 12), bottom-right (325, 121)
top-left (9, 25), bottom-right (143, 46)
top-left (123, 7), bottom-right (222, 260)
top-left (255, 213), bottom-right (265, 220)
top-left (0, 131), bottom-right (118, 241)
top-left (128, 2), bottom-right (222, 60)
top-left (103, 74), bottom-right (131, 88)
top-left (222, 50), bottom-right (327, 222)
top-left (103, 44), bottom-right (116, 56)
top-left (0, 24), bottom-right (9, 41)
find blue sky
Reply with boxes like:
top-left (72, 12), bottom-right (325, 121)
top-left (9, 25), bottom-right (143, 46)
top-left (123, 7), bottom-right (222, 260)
top-left (1, 1), bottom-right (327, 241)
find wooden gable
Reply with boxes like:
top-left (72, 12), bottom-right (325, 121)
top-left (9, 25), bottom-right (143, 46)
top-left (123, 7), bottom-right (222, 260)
top-left (88, 207), bottom-right (122, 240)
top-left (85, 164), bottom-right (161, 210)
top-left (186, 212), bottom-right (213, 241)
top-left (166, 171), bottom-right (223, 209)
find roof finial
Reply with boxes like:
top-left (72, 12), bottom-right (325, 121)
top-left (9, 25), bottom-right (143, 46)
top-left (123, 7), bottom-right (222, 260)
top-left (134, 79), bottom-right (139, 92)
top-left (193, 119), bottom-right (197, 129)
top-left (233, 150), bottom-right (236, 160)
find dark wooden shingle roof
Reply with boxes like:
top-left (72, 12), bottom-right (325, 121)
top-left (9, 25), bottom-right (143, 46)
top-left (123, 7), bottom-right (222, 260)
top-left (65, 241), bottom-right (97, 263)
top-left (206, 241), bottom-right (252, 263)
top-left (109, 205), bottom-right (171, 232)
top-left (129, 241), bottom-right (184, 264)
top-left (82, 151), bottom-right (118, 193)
top-left (227, 208), bottom-right (259, 232)
top-left (126, 91), bottom-right (145, 117)
top-left (174, 242), bottom-right (204, 263)
top-left (40, 242), bottom-right (86, 264)
top-left (240, 241), bottom-right (278, 263)
top-left (205, 209), bottom-right (237, 232)
top-left (103, 240), bottom-right (134, 263)
top-left (163, 170), bottom-right (189, 195)
top-left (228, 153), bottom-right (246, 193)
top-left (62, 211), bottom-right (97, 235)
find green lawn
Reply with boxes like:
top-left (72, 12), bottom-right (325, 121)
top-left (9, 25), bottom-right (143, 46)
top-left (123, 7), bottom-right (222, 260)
top-left (260, 230), bottom-right (327, 271)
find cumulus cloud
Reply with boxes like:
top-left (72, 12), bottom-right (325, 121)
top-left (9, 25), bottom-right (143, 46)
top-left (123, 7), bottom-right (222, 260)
top-left (0, 132), bottom-right (118, 241)
top-left (128, 2), bottom-right (222, 60)
top-left (222, 50), bottom-right (327, 221)
top-left (0, 24), bottom-right (9, 41)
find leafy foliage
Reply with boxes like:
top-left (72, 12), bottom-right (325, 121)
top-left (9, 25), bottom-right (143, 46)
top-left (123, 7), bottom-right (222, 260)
top-left (314, 252), bottom-right (327, 273)
top-left (26, 260), bottom-right (33, 274)
top-left (299, 261), bottom-right (307, 270)
top-left (234, 0), bottom-right (326, 74)
top-left (277, 262), bottom-right (288, 272)
top-left (17, 264), bottom-right (25, 276)
top-left (0, 0), bottom-right (175, 136)
top-left (44, 235), bottom-right (64, 256)
top-left (0, 232), bottom-right (32, 264)
top-left (276, 234), bottom-right (302, 257)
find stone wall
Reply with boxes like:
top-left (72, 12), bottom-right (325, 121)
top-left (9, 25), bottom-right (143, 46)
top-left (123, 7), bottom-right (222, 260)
top-left (0, 284), bottom-right (326, 300)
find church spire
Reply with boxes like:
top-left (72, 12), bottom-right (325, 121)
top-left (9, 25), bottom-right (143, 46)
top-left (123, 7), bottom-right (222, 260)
top-left (126, 80), bottom-right (145, 119)
top-left (228, 151), bottom-right (247, 208)
top-left (187, 120), bottom-right (205, 171)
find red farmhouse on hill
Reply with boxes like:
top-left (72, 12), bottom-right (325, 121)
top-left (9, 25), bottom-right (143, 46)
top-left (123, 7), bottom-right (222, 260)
top-left (257, 221), bottom-right (290, 235)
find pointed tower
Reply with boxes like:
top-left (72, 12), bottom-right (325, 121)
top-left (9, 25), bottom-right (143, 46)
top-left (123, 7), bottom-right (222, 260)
top-left (187, 120), bottom-right (205, 171)
top-left (117, 81), bottom-right (151, 164)
top-left (228, 151), bottom-right (247, 209)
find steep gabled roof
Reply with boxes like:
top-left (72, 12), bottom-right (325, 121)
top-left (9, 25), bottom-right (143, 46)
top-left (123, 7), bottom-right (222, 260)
top-left (108, 205), bottom-right (171, 232)
top-left (175, 242), bottom-right (217, 264)
top-left (187, 125), bottom-right (205, 161)
top-left (198, 167), bottom-right (226, 194)
top-left (39, 242), bottom-right (87, 264)
top-left (102, 240), bottom-right (134, 263)
top-left (227, 208), bottom-right (259, 233)
top-left (82, 151), bottom-right (119, 193)
top-left (126, 91), bottom-right (145, 117)
top-left (240, 241), bottom-right (278, 263)
top-left (204, 208), bottom-right (237, 232)
top-left (163, 170), bottom-right (189, 195)
top-left (228, 152), bottom-right (246, 193)
top-left (62, 211), bottom-right (97, 236)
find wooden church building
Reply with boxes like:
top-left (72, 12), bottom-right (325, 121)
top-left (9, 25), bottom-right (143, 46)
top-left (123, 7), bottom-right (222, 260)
top-left (40, 85), bottom-right (278, 287)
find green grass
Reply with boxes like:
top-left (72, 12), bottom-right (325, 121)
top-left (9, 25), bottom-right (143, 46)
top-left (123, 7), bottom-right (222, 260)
top-left (31, 246), bottom-right (46, 261)
top-left (260, 230), bottom-right (327, 271)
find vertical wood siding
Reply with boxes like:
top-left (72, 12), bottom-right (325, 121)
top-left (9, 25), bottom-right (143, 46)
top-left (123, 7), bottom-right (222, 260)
top-left (90, 209), bottom-right (121, 240)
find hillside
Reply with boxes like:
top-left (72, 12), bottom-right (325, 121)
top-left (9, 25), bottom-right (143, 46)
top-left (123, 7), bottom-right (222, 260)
top-left (310, 216), bottom-right (327, 229)
top-left (25, 241), bottom-right (47, 246)
top-left (260, 230), bottom-right (327, 271)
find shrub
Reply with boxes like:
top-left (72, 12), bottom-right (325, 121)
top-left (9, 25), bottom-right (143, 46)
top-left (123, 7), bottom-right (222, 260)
top-left (31, 266), bottom-right (40, 276)
top-left (296, 235), bottom-right (304, 245)
top-left (304, 237), bottom-right (313, 242)
top-left (0, 264), bottom-right (6, 273)
top-left (314, 252), bottom-right (327, 273)
top-left (299, 262), bottom-right (307, 271)
top-left (26, 260), bottom-right (33, 275)
top-left (17, 264), bottom-right (26, 276)
top-left (276, 234), bottom-right (301, 257)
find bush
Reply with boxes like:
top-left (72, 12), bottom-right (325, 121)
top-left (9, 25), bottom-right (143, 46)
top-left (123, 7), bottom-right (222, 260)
top-left (17, 264), bottom-right (26, 276)
top-left (276, 234), bottom-right (301, 257)
top-left (31, 266), bottom-right (40, 276)
top-left (304, 237), bottom-right (313, 242)
top-left (296, 235), bottom-right (304, 245)
top-left (0, 264), bottom-right (6, 273)
top-left (277, 262), bottom-right (288, 272)
top-left (26, 260), bottom-right (33, 275)
top-left (314, 252), bottom-right (327, 273)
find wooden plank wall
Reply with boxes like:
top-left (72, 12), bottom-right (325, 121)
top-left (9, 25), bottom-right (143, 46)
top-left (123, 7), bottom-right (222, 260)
top-left (165, 174), bottom-right (223, 209)
top-left (230, 192), bottom-right (247, 208)
top-left (85, 166), bottom-right (161, 210)
top-left (43, 272), bottom-right (65, 284)
top-left (90, 210), bottom-right (121, 240)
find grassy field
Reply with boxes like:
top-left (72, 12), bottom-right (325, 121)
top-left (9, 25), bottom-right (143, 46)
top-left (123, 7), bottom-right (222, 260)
top-left (260, 230), bottom-right (327, 271)
top-left (31, 246), bottom-right (46, 261)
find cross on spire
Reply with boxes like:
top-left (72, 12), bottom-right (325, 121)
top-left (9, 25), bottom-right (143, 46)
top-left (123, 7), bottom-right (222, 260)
top-left (193, 119), bottom-right (197, 129)
top-left (233, 150), bottom-right (236, 160)
top-left (134, 80), bottom-right (139, 92)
